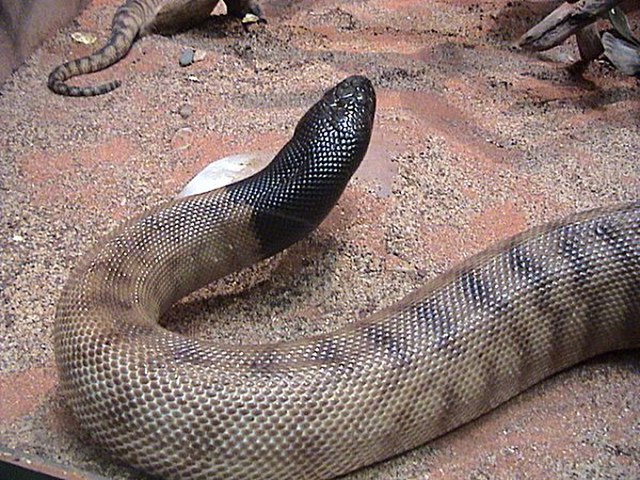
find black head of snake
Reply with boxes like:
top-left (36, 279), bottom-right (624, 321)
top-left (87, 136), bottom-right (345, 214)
top-left (54, 76), bottom-right (639, 480)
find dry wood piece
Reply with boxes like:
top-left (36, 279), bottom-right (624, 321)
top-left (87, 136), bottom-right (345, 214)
top-left (519, 0), bottom-right (624, 51)
top-left (576, 24), bottom-right (604, 61)
top-left (602, 31), bottom-right (640, 75)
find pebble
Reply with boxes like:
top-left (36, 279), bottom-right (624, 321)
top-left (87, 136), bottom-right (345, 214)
top-left (179, 49), bottom-right (195, 67)
top-left (70, 31), bottom-right (97, 45)
top-left (193, 50), bottom-right (207, 63)
top-left (179, 104), bottom-right (193, 119)
top-left (179, 49), bottom-right (207, 67)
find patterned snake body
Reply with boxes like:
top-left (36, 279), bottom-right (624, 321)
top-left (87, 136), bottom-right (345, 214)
top-left (55, 76), bottom-right (640, 479)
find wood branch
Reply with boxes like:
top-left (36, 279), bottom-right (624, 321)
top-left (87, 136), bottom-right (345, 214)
top-left (602, 31), bottom-right (640, 75)
top-left (518, 0), bottom-right (624, 51)
top-left (576, 23), bottom-right (604, 61)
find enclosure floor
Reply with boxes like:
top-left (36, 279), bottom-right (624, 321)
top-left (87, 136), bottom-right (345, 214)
top-left (0, 1), bottom-right (638, 478)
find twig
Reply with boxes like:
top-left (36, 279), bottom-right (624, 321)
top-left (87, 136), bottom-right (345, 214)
top-left (519, 0), bottom-right (624, 51)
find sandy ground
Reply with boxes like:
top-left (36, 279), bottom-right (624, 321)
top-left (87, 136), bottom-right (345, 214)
top-left (0, 0), bottom-right (639, 478)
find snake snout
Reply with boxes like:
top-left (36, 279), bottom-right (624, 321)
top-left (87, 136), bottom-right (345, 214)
top-left (332, 75), bottom-right (375, 102)
top-left (327, 75), bottom-right (376, 122)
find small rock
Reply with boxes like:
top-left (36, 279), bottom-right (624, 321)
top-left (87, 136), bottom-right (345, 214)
top-left (178, 151), bottom-right (273, 198)
top-left (179, 49), bottom-right (195, 67)
top-left (193, 50), bottom-right (207, 63)
top-left (242, 13), bottom-right (261, 24)
top-left (71, 32), bottom-right (97, 45)
top-left (179, 104), bottom-right (193, 119)
top-left (170, 127), bottom-right (194, 151)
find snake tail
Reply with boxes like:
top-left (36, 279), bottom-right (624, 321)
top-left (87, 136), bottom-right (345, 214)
top-left (48, 0), bottom-right (174, 97)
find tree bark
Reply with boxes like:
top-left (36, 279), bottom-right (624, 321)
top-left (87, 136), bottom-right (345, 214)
top-left (519, 0), bottom-right (624, 51)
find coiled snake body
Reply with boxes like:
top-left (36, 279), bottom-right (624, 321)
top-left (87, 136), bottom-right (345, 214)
top-left (55, 76), bottom-right (640, 479)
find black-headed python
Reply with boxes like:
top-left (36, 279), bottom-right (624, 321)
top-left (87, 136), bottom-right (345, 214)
top-left (55, 76), bottom-right (640, 479)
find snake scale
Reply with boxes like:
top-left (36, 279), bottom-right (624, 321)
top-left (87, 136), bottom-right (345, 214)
top-left (54, 76), bottom-right (640, 479)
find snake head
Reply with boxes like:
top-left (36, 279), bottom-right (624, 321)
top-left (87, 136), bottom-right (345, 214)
top-left (322, 75), bottom-right (377, 135)
top-left (294, 75), bottom-right (376, 156)
top-left (238, 76), bottom-right (377, 256)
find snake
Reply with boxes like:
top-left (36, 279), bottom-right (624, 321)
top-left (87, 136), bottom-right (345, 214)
top-left (54, 75), bottom-right (640, 480)
top-left (47, 0), bottom-right (263, 97)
